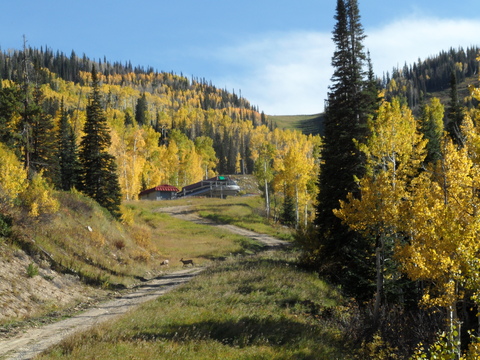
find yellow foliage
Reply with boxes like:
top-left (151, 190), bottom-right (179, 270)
top-left (19, 172), bottom-right (60, 218)
top-left (335, 98), bottom-right (426, 240)
top-left (397, 136), bottom-right (480, 309)
top-left (0, 143), bottom-right (27, 203)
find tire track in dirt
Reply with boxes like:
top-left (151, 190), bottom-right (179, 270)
top-left (0, 268), bottom-right (203, 360)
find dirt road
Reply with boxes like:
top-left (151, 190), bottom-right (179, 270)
top-left (155, 205), bottom-right (289, 248)
top-left (0, 268), bottom-right (203, 360)
top-left (0, 205), bottom-right (288, 360)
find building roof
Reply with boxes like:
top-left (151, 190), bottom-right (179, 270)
top-left (139, 184), bottom-right (179, 196)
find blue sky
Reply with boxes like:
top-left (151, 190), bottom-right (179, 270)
top-left (2, 1), bottom-right (480, 115)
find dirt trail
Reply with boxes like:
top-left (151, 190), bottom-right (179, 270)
top-left (0, 268), bottom-right (203, 360)
top-left (0, 205), bottom-right (287, 360)
top-left (155, 205), bottom-right (289, 248)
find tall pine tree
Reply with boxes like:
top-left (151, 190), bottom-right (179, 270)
top-left (135, 92), bottom-right (148, 126)
top-left (313, 0), bottom-right (378, 299)
top-left (446, 71), bottom-right (465, 146)
top-left (0, 82), bottom-right (22, 151)
top-left (29, 84), bottom-right (57, 179)
top-left (79, 66), bottom-right (122, 219)
top-left (57, 99), bottom-right (80, 191)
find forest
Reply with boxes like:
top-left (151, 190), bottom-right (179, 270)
top-left (0, 43), bottom-right (320, 225)
top-left (304, 0), bottom-right (480, 358)
top-left (2, 0), bottom-right (480, 357)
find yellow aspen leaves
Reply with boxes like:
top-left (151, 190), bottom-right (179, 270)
top-left (0, 143), bottom-right (27, 203)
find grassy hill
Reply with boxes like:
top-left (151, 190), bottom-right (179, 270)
top-left (268, 113), bottom-right (325, 136)
top-left (268, 72), bottom-right (479, 137)
top-left (1, 190), bottom-right (361, 358)
top-left (0, 187), bottom-right (290, 326)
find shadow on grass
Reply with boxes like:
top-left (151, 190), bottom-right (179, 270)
top-left (203, 256), bottom-right (303, 276)
top-left (132, 316), bottom-right (341, 356)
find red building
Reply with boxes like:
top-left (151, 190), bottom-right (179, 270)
top-left (138, 184), bottom-right (179, 200)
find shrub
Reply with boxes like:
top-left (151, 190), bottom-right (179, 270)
top-left (19, 172), bottom-right (59, 218)
top-left (0, 144), bottom-right (27, 203)
top-left (27, 262), bottom-right (39, 278)
top-left (0, 213), bottom-right (12, 238)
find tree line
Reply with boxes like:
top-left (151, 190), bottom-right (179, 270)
top-left (0, 45), bottom-right (320, 229)
top-left (0, 47), bottom-right (259, 113)
top-left (384, 45), bottom-right (480, 111)
top-left (301, 0), bottom-right (480, 358)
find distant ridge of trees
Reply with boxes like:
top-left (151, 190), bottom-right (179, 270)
top-left (384, 46), bottom-right (479, 110)
top-left (0, 46), bottom-right (257, 113)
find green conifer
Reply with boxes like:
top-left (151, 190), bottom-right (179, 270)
top-left (313, 0), bottom-right (378, 299)
top-left (57, 99), bottom-right (80, 191)
top-left (79, 66), bottom-right (122, 219)
top-left (446, 71), bottom-right (465, 146)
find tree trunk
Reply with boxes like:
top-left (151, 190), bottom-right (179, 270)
top-left (373, 244), bottom-right (383, 327)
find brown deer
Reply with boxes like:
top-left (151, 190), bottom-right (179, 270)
top-left (180, 258), bottom-right (194, 267)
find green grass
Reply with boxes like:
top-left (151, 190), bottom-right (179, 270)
top-left (121, 200), bottom-right (265, 270)
top-left (193, 196), bottom-right (295, 241)
top-left (37, 251), bottom-right (354, 359)
top-left (268, 114), bottom-right (325, 136)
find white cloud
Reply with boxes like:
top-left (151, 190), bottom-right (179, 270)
top-left (213, 31), bottom-right (333, 115)
top-left (366, 17), bottom-right (480, 77)
top-left (213, 17), bottom-right (480, 116)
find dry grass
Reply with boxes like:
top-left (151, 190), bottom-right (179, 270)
top-left (37, 251), bottom-right (354, 359)
top-left (1, 190), bottom-right (286, 327)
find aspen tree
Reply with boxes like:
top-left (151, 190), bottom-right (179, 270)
top-left (334, 98), bottom-right (427, 324)
top-left (396, 136), bottom-right (480, 354)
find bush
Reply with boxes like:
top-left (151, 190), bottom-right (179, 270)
top-left (19, 172), bottom-right (59, 218)
top-left (27, 262), bottom-right (39, 278)
top-left (0, 213), bottom-right (12, 238)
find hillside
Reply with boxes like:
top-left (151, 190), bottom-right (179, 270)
top-left (0, 183), bottom-right (295, 328)
top-left (268, 113), bottom-right (325, 136)
top-left (385, 45), bottom-right (480, 113)
top-left (0, 190), bottom-right (162, 326)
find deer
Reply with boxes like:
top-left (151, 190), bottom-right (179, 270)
top-left (180, 258), bottom-right (194, 267)
top-left (160, 260), bottom-right (169, 266)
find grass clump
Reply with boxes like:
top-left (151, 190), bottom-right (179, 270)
top-left (37, 251), bottom-right (354, 359)
top-left (26, 262), bottom-right (39, 278)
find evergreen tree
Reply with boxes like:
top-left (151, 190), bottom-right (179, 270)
top-left (313, 0), bottom-right (378, 299)
top-left (280, 193), bottom-right (296, 227)
top-left (419, 98), bottom-right (444, 163)
top-left (57, 99), bottom-right (80, 191)
top-left (0, 83), bottom-right (22, 150)
top-left (29, 84), bottom-right (57, 179)
top-left (124, 109), bottom-right (134, 127)
top-left (135, 92), bottom-right (148, 126)
top-left (446, 71), bottom-right (465, 146)
top-left (79, 66), bottom-right (122, 219)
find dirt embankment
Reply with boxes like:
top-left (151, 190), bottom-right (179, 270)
top-left (0, 268), bottom-right (203, 360)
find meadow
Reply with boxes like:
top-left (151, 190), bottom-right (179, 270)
top-left (37, 251), bottom-right (354, 360)
top-left (33, 196), bottom-right (356, 359)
